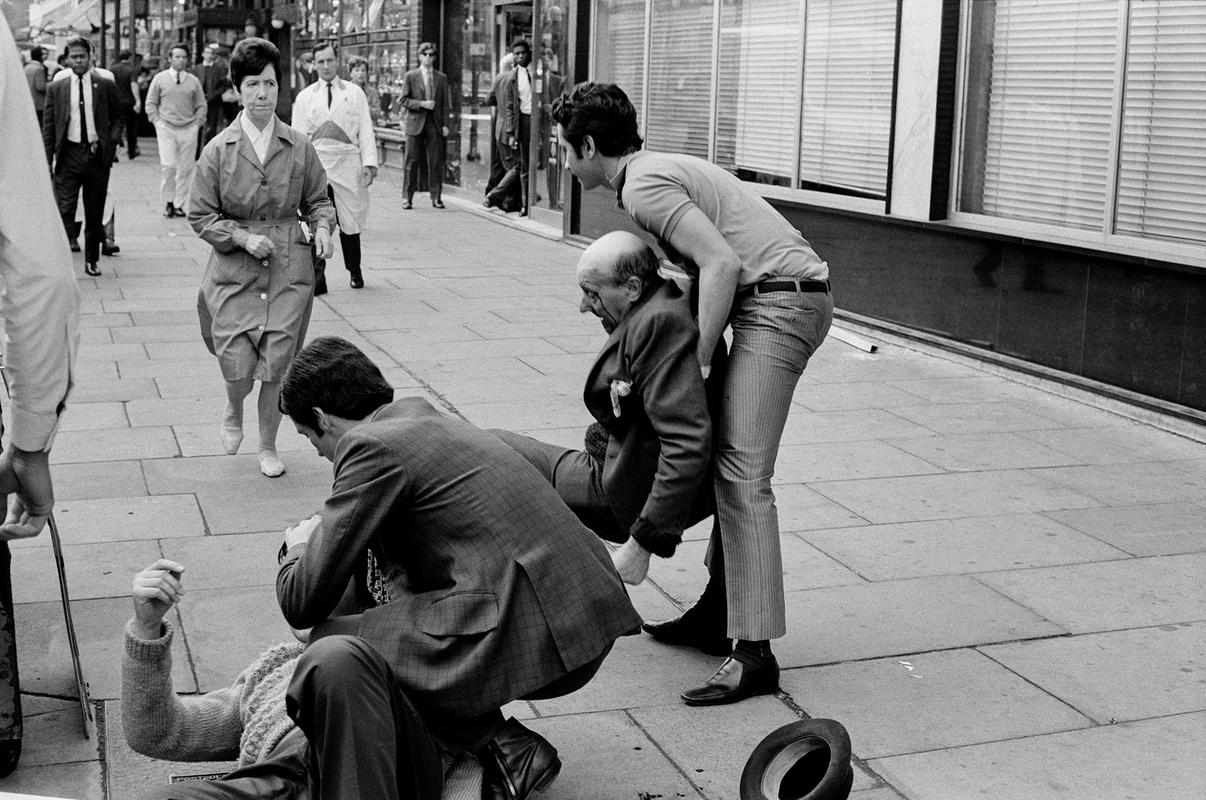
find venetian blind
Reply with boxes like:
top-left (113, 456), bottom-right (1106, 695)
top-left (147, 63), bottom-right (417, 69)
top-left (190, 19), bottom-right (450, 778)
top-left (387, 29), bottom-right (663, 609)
top-left (976, 0), bottom-right (1117, 230)
top-left (715, 0), bottom-right (800, 181)
top-left (644, 0), bottom-right (715, 159)
top-left (594, 0), bottom-right (647, 129)
top-left (798, 0), bottom-right (895, 196)
top-left (1115, 0), bottom-right (1206, 244)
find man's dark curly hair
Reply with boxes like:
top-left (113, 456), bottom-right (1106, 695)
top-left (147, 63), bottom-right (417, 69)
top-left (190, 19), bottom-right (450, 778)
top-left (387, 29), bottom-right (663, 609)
top-left (550, 81), bottom-right (642, 158)
top-left (279, 337), bottom-right (394, 431)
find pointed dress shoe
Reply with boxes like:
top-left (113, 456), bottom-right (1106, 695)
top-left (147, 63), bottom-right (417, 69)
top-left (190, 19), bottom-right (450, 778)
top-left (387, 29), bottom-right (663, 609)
top-left (642, 614), bottom-right (731, 657)
top-left (480, 717), bottom-right (561, 800)
top-left (681, 651), bottom-right (780, 707)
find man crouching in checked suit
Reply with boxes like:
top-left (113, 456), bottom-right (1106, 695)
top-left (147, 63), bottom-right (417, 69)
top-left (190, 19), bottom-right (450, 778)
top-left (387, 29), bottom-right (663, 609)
top-left (274, 336), bottom-right (642, 800)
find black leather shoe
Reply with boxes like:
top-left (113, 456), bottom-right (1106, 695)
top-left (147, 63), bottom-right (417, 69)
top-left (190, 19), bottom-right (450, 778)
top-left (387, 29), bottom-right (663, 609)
top-left (69, 239), bottom-right (80, 252)
top-left (163, 203), bottom-right (176, 218)
top-left (349, 270), bottom-right (364, 289)
top-left (432, 199), bottom-right (446, 209)
top-left (313, 275), bottom-right (328, 296)
top-left (480, 718), bottom-right (561, 800)
top-left (0, 739), bottom-right (20, 779)
top-left (84, 261), bottom-right (101, 277)
top-left (482, 197), bottom-right (496, 208)
top-left (402, 199), bottom-right (413, 210)
top-left (681, 652), bottom-right (780, 707)
top-left (642, 615), bottom-right (731, 656)
top-left (102, 242), bottom-right (120, 256)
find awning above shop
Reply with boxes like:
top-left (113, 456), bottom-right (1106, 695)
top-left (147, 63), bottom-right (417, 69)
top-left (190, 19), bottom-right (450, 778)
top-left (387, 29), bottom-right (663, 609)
top-left (45, 0), bottom-right (105, 34)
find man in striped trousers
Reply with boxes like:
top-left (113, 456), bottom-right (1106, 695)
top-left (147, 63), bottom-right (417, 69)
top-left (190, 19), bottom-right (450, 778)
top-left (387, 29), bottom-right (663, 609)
top-left (552, 82), bottom-right (834, 706)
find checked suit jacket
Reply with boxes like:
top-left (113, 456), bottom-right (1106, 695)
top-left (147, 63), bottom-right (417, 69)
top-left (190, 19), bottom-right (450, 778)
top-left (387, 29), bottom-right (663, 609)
top-left (277, 396), bottom-right (641, 718)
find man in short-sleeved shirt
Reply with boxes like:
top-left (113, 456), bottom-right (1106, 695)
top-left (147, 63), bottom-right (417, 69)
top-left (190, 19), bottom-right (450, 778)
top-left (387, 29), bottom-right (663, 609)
top-left (552, 81), bottom-right (834, 708)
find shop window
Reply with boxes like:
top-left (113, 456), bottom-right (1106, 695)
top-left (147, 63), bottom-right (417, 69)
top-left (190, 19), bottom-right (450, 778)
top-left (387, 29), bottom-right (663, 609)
top-left (798, 0), bottom-right (895, 198)
top-left (593, 0), bottom-right (646, 130)
top-left (645, 0), bottom-right (714, 159)
top-left (957, 0), bottom-right (1205, 247)
top-left (714, 0), bottom-right (800, 187)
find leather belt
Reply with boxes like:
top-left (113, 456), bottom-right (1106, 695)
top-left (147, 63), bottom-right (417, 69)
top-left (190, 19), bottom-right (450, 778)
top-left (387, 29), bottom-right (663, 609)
top-left (736, 277), bottom-right (830, 302)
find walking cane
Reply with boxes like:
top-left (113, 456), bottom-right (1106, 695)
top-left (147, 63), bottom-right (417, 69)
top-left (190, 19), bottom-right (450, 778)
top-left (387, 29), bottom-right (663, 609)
top-left (48, 512), bottom-right (95, 739)
top-left (0, 362), bottom-right (93, 738)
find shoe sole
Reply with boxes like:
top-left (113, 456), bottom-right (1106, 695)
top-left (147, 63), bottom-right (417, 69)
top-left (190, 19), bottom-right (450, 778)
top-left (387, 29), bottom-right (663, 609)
top-left (680, 682), bottom-right (779, 707)
top-left (642, 624), bottom-right (732, 657)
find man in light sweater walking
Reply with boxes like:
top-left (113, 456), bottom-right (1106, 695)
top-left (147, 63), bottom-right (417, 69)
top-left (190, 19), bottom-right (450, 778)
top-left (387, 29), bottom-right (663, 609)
top-left (145, 45), bottom-right (205, 218)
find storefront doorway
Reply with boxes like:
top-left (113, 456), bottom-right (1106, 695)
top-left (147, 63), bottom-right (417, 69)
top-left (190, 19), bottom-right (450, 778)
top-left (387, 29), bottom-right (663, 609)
top-left (457, 0), bottom-right (570, 225)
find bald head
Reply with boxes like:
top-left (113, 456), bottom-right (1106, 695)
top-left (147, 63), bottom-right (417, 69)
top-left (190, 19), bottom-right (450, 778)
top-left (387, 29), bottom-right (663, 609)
top-left (577, 231), bottom-right (658, 284)
top-left (576, 232), bottom-right (662, 332)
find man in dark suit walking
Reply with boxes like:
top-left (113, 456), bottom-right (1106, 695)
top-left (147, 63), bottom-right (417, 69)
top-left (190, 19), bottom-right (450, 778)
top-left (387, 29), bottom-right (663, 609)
top-left (276, 337), bottom-right (642, 800)
top-left (110, 49), bottom-right (141, 159)
top-left (195, 43), bottom-right (229, 147)
top-left (399, 41), bottom-right (450, 209)
top-left (42, 36), bottom-right (120, 277)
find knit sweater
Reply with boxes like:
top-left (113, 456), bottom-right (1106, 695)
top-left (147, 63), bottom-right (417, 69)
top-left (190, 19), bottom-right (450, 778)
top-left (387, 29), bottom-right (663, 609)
top-left (121, 619), bottom-right (301, 767)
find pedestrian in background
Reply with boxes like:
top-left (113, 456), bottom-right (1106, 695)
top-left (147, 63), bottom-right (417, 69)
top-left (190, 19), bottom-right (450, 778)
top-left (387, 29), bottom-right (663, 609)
top-left (552, 82), bottom-right (833, 707)
top-left (293, 42), bottom-right (377, 291)
top-left (196, 43), bottom-right (229, 148)
top-left (42, 36), bottom-right (120, 277)
top-left (347, 55), bottom-right (381, 126)
top-left (0, 15), bottom-right (82, 778)
top-left (482, 51), bottom-right (515, 210)
top-left (22, 45), bottom-right (46, 126)
top-left (190, 37), bottom-right (334, 479)
top-left (110, 49), bottom-right (141, 159)
top-left (145, 44), bottom-right (205, 218)
top-left (399, 41), bottom-right (449, 209)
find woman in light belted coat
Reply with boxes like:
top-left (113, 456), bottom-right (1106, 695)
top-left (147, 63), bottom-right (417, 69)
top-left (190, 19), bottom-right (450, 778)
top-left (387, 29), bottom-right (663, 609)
top-left (190, 38), bottom-right (335, 477)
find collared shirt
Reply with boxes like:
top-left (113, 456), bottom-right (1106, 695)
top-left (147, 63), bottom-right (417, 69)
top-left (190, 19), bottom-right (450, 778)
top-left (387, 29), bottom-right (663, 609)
top-left (291, 77), bottom-right (378, 168)
top-left (67, 70), bottom-right (96, 144)
top-left (240, 111), bottom-right (276, 164)
top-left (145, 67), bottom-right (206, 128)
top-left (420, 67), bottom-right (433, 99)
top-left (0, 16), bottom-right (81, 450)
top-left (517, 66), bottom-right (532, 115)
top-left (610, 150), bottom-right (828, 287)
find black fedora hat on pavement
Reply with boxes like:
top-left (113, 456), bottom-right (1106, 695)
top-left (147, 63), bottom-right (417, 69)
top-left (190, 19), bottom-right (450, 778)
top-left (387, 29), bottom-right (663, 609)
top-left (739, 718), bottom-right (854, 800)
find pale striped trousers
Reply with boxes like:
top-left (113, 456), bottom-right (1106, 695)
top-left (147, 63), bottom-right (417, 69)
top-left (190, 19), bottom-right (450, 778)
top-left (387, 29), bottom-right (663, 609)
top-left (714, 288), bottom-right (833, 640)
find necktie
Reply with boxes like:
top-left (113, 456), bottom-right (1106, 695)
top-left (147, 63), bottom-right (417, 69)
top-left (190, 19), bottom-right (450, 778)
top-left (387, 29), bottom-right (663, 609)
top-left (175, 70), bottom-right (180, 85)
top-left (78, 75), bottom-right (89, 144)
top-left (424, 71), bottom-right (431, 100)
top-left (327, 82), bottom-right (333, 108)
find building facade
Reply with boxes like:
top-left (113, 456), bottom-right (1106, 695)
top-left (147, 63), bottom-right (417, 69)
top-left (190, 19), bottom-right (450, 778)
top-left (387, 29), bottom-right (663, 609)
top-left (573, 0), bottom-right (1206, 415)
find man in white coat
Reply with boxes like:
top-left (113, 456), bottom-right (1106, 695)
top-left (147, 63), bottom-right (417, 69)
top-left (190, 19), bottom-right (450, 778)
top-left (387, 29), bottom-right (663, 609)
top-left (292, 42), bottom-right (377, 291)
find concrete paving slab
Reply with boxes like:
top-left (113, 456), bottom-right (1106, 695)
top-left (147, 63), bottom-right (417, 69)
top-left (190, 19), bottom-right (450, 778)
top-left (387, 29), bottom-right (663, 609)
top-left (76, 343), bottom-right (148, 363)
top-left (883, 432), bottom-right (1084, 472)
top-left (50, 427), bottom-right (179, 463)
top-left (158, 532), bottom-right (282, 590)
top-left (629, 697), bottom-right (800, 800)
top-left (529, 632), bottom-right (725, 715)
top-left (626, 580), bottom-right (686, 622)
top-left (888, 401), bottom-right (1071, 436)
top-left (870, 711), bottom-right (1206, 800)
top-left (774, 482), bottom-right (870, 532)
top-left (800, 514), bottom-right (1128, 580)
top-left (1044, 502), bottom-right (1206, 556)
top-left (101, 701), bottom-right (236, 800)
top-left (176, 586), bottom-right (298, 693)
top-left (794, 380), bottom-right (944, 412)
top-left (982, 622), bottom-right (1206, 724)
top-left (385, 336), bottom-right (567, 363)
top-left (14, 600), bottom-right (194, 701)
top-left (58, 403), bottom-right (129, 432)
top-left (68, 378), bottom-right (160, 404)
top-left (124, 397), bottom-right (228, 428)
top-left (0, 761), bottom-right (102, 799)
top-left (775, 576), bottom-right (1066, 668)
top-left (780, 649), bottom-right (1091, 759)
top-left (14, 705), bottom-right (97, 767)
top-left (1019, 424), bottom-right (1206, 464)
top-left (1036, 461), bottom-right (1206, 506)
top-left (513, 352), bottom-right (594, 378)
top-left (79, 313), bottom-right (132, 329)
top-left (437, 376), bottom-right (576, 405)
top-left (115, 358), bottom-right (221, 379)
top-left (811, 469), bottom-right (1099, 524)
top-left (883, 376), bottom-right (1035, 405)
top-left (801, 348), bottom-right (971, 384)
top-left (47, 495), bottom-right (206, 544)
top-left (773, 440), bottom-right (941, 483)
top-left (524, 711), bottom-right (705, 800)
top-left (141, 455), bottom-right (330, 534)
top-left (110, 325), bottom-right (200, 344)
top-left (542, 334), bottom-right (600, 354)
top-left (777, 408), bottom-right (936, 446)
top-left (10, 540), bottom-right (161, 602)
top-left (41, 461), bottom-right (147, 503)
top-left (975, 553), bottom-right (1206, 633)
top-left (171, 423), bottom-right (316, 458)
top-left (144, 341), bottom-right (215, 361)
top-left (79, 327), bottom-right (112, 346)
top-left (650, 537), bottom-right (862, 607)
top-left (457, 398), bottom-right (589, 431)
